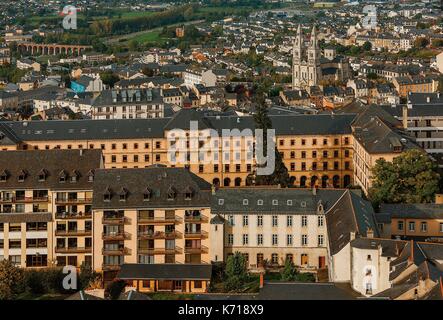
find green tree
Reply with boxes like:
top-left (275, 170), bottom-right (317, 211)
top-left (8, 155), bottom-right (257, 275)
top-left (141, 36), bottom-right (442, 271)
top-left (224, 252), bottom-right (247, 291)
top-left (369, 149), bottom-right (440, 206)
top-left (105, 279), bottom-right (126, 300)
top-left (362, 41), bottom-right (372, 52)
top-left (0, 260), bottom-right (25, 300)
top-left (281, 259), bottom-right (297, 281)
top-left (99, 71), bottom-right (120, 88)
top-left (246, 93), bottom-right (291, 187)
top-left (78, 262), bottom-right (97, 290)
top-left (414, 37), bottom-right (430, 49)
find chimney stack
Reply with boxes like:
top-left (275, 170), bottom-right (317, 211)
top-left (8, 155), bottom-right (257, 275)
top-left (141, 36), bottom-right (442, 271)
top-left (366, 227), bottom-right (374, 238)
top-left (402, 105), bottom-right (408, 129)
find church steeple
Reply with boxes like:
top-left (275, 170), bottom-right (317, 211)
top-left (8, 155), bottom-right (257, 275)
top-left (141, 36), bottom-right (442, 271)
top-left (310, 25), bottom-right (319, 49)
top-left (293, 24), bottom-right (303, 62)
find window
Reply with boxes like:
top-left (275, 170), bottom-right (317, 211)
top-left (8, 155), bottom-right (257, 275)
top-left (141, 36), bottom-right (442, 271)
top-left (257, 234), bottom-right (263, 246)
top-left (243, 199), bottom-right (248, 205)
top-left (318, 235), bottom-right (324, 247)
top-left (257, 215), bottom-right (263, 227)
top-left (408, 221), bottom-right (415, 232)
top-left (271, 253), bottom-right (279, 265)
top-left (194, 281), bottom-right (202, 289)
top-left (301, 235), bottom-right (308, 246)
top-left (272, 215), bottom-right (278, 227)
top-left (287, 235), bottom-right (293, 246)
top-left (398, 221), bottom-right (404, 231)
top-left (272, 234), bottom-right (278, 246)
top-left (440, 223), bottom-right (443, 233)
top-left (227, 234), bottom-right (234, 245)
top-left (318, 216), bottom-right (324, 227)
top-left (257, 199), bottom-right (263, 206)
top-left (367, 254), bottom-right (372, 261)
top-left (287, 215), bottom-right (293, 227)
top-left (228, 215), bottom-right (235, 226)
top-left (301, 215), bottom-right (308, 227)
top-left (421, 222), bottom-right (427, 233)
top-left (242, 234), bottom-right (249, 245)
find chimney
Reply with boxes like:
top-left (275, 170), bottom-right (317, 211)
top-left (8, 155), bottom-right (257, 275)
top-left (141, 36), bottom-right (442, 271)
top-left (312, 186), bottom-right (317, 196)
top-left (211, 184), bottom-right (217, 195)
top-left (402, 105), bottom-right (408, 129)
top-left (427, 96), bottom-right (431, 103)
top-left (79, 149), bottom-right (83, 157)
top-left (259, 273), bottom-right (264, 289)
top-left (350, 231), bottom-right (356, 241)
top-left (366, 227), bottom-right (374, 239)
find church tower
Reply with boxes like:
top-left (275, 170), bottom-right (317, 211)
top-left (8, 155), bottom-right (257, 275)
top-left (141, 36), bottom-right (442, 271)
top-left (292, 24), bottom-right (303, 89)
top-left (307, 25), bottom-right (322, 87)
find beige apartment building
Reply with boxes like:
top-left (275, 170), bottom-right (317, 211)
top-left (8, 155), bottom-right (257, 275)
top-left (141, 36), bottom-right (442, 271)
top-left (0, 149), bottom-right (102, 268)
top-left (91, 167), bottom-right (212, 292)
top-left (0, 109), bottom-right (355, 189)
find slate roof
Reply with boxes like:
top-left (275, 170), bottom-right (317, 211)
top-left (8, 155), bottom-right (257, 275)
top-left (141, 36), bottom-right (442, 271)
top-left (117, 263), bottom-right (212, 280)
top-left (351, 238), bottom-right (407, 257)
top-left (0, 149), bottom-right (102, 190)
top-left (92, 167), bottom-right (212, 209)
top-left (380, 203), bottom-right (443, 219)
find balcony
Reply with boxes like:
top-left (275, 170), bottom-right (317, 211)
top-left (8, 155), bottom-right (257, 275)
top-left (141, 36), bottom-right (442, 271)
top-left (138, 215), bottom-right (182, 224)
top-left (102, 247), bottom-right (130, 256)
top-left (138, 246), bottom-right (182, 255)
top-left (102, 232), bottom-right (130, 241)
top-left (55, 229), bottom-right (92, 237)
top-left (138, 230), bottom-right (182, 240)
top-left (184, 230), bottom-right (208, 239)
top-left (55, 197), bottom-right (93, 204)
top-left (0, 196), bottom-right (50, 203)
top-left (102, 263), bottom-right (122, 271)
top-left (55, 246), bottom-right (91, 254)
top-left (102, 216), bottom-right (126, 225)
top-left (184, 215), bottom-right (209, 223)
top-left (184, 245), bottom-right (208, 254)
top-left (56, 211), bottom-right (92, 220)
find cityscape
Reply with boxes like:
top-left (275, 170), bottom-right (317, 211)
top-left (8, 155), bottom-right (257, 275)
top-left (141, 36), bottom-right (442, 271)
top-left (0, 0), bottom-right (442, 305)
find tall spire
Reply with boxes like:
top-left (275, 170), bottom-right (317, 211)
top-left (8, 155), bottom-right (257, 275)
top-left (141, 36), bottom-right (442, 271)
top-left (310, 24), bottom-right (319, 49)
top-left (294, 24), bottom-right (303, 48)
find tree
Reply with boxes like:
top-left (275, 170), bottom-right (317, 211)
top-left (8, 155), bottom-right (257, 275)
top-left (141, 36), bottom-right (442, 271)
top-left (105, 279), bottom-right (126, 300)
top-left (0, 260), bottom-right (25, 300)
top-left (99, 71), bottom-right (120, 88)
top-left (246, 93), bottom-right (291, 187)
top-left (369, 149), bottom-right (440, 206)
top-left (78, 262), bottom-right (98, 290)
top-left (362, 41), bottom-right (372, 52)
top-left (224, 252), bottom-right (248, 291)
top-left (414, 37), bottom-right (430, 49)
top-left (281, 259), bottom-right (297, 281)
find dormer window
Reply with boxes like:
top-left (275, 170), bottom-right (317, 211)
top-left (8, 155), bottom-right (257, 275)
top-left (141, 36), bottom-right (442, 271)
top-left (119, 188), bottom-right (128, 202)
top-left (0, 170), bottom-right (8, 182)
top-left (143, 188), bottom-right (151, 201)
top-left (243, 199), bottom-right (248, 205)
top-left (87, 170), bottom-right (94, 182)
top-left (301, 201), bottom-right (306, 208)
top-left (184, 186), bottom-right (193, 200)
top-left (218, 198), bottom-right (224, 205)
top-left (38, 169), bottom-right (47, 182)
top-left (70, 170), bottom-right (79, 183)
top-left (272, 199), bottom-right (278, 206)
top-left (287, 200), bottom-right (293, 206)
top-left (59, 170), bottom-right (67, 183)
top-left (257, 199), bottom-right (263, 206)
top-left (18, 170), bottom-right (27, 182)
top-left (167, 186), bottom-right (176, 200)
top-left (103, 187), bottom-right (112, 202)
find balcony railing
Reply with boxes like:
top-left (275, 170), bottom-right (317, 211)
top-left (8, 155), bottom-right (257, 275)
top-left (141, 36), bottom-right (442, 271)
top-left (102, 232), bottom-right (130, 241)
top-left (102, 263), bottom-right (122, 271)
top-left (138, 215), bottom-right (182, 224)
top-left (102, 216), bottom-right (126, 224)
top-left (184, 230), bottom-right (208, 239)
top-left (56, 212), bottom-right (92, 219)
top-left (184, 245), bottom-right (208, 254)
top-left (0, 196), bottom-right (50, 203)
top-left (55, 229), bottom-right (92, 237)
top-left (184, 215), bottom-right (209, 223)
top-left (55, 197), bottom-right (93, 204)
top-left (102, 247), bottom-right (130, 256)
top-left (55, 246), bottom-right (91, 254)
top-left (137, 230), bottom-right (182, 240)
top-left (138, 246), bottom-right (182, 255)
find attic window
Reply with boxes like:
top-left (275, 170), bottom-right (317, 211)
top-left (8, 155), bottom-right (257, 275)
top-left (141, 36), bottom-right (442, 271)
top-left (0, 170), bottom-right (8, 182)
top-left (257, 199), bottom-right (263, 206)
top-left (301, 201), bottom-right (307, 208)
top-left (70, 170), bottom-right (79, 183)
top-left (103, 187), bottom-right (112, 202)
top-left (287, 200), bottom-right (293, 206)
top-left (243, 199), bottom-right (249, 205)
top-left (59, 170), bottom-right (67, 183)
top-left (184, 186), bottom-right (193, 200)
top-left (143, 188), bottom-right (151, 201)
top-left (272, 199), bottom-right (278, 206)
top-left (18, 170), bottom-right (26, 182)
top-left (87, 170), bottom-right (94, 182)
top-left (167, 186), bottom-right (176, 200)
top-left (218, 198), bottom-right (224, 205)
top-left (38, 169), bottom-right (47, 182)
top-left (119, 188), bottom-right (128, 202)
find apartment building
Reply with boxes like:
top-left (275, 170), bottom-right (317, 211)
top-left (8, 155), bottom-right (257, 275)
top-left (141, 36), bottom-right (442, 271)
top-left (351, 106), bottom-right (419, 195)
top-left (0, 109), bottom-right (355, 189)
top-left (92, 167), bottom-right (212, 292)
top-left (380, 203), bottom-right (443, 241)
top-left (91, 89), bottom-right (164, 119)
top-left (0, 149), bottom-right (103, 268)
top-left (393, 77), bottom-right (439, 98)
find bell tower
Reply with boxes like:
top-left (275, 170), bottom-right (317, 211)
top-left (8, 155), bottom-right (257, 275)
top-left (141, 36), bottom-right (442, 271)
top-left (292, 24), bottom-right (303, 89)
top-left (307, 25), bottom-right (322, 86)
